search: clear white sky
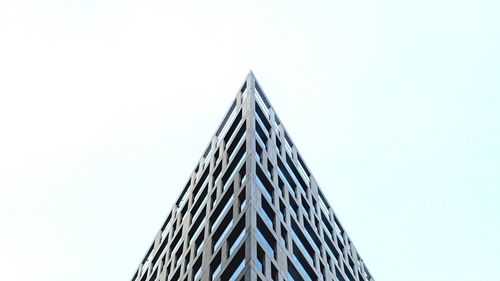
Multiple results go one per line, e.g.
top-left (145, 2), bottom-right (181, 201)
top-left (0, 1), bottom-right (499, 280)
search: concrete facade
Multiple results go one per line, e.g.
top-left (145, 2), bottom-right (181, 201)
top-left (130, 72), bottom-right (374, 281)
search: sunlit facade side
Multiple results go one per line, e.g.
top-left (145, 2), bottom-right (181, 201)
top-left (130, 72), bottom-right (375, 281)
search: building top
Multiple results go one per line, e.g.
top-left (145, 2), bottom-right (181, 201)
top-left (130, 72), bottom-right (374, 281)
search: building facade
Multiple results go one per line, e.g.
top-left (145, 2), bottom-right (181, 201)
top-left (130, 73), bottom-right (374, 281)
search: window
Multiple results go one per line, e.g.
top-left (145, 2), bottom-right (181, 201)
top-left (318, 191), bottom-right (330, 216)
top-left (221, 246), bottom-right (246, 281)
top-left (345, 264), bottom-right (356, 281)
top-left (292, 242), bottom-right (317, 281)
top-left (267, 159), bottom-right (274, 178)
top-left (285, 154), bottom-right (308, 196)
top-left (241, 81), bottom-right (248, 100)
top-left (289, 198), bottom-right (298, 219)
top-left (227, 121), bottom-right (246, 160)
top-left (334, 216), bottom-right (345, 244)
top-left (211, 195), bottom-right (233, 231)
top-left (255, 117), bottom-right (268, 146)
top-left (260, 197), bottom-right (275, 229)
top-left (176, 181), bottom-right (190, 212)
top-left (210, 185), bottom-right (235, 231)
top-left (275, 137), bottom-right (282, 156)
top-left (256, 216), bottom-right (276, 259)
top-left (194, 232), bottom-right (205, 257)
top-left (256, 244), bottom-right (265, 274)
top-left (228, 260), bottom-right (245, 281)
top-left (287, 259), bottom-right (304, 281)
top-left (256, 166), bottom-right (273, 203)
top-left (193, 256), bottom-right (203, 280)
top-left (189, 209), bottom-right (206, 244)
top-left (216, 99), bottom-right (237, 138)
top-left (277, 158), bottom-right (296, 198)
top-left (301, 198), bottom-right (311, 219)
top-left (239, 190), bottom-right (247, 212)
top-left (170, 229), bottom-right (183, 254)
top-left (335, 265), bottom-right (347, 281)
top-left (210, 251), bottom-right (222, 280)
top-left (227, 218), bottom-right (246, 253)
top-left (212, 209), bottom-right (234, 252)
top-left (213, 161), bottom-right (223, 186)
top-left (214, 147), bottom-right (220, 162)
top-left (170, 266), bottom-right (180, 281)
top-left (203, 143), bottom-right (212, 167)
top-left (223, 109), bottom-right (243, 145)
top-left (271, 263), bottom-right (278, 281)
top-left (147, 268), bottom-right (157, 281)
top-left (228, 224), bottom-right (246, 256)
top-left (191, 189), bottom-right (207, 223)
top-left (221, 144), bottom-right (247, 190)
top-left (255, 88), bottom-right (270, 118)
top-left (278, 200), bottom-right (286, 221)
top-left (239, 163), bottom-right (247, 186)
top-left (213, 220), bottom-right (233, 252)
top-left (195, 165), bottom-right (209, 195)
top-left (255, 82), bottom-right (271, 108)
top-left (280, 224), bottom-right (288, 249)
top-left (255, 140), bottom-right (263, 164)
top-left (297, 154), bottom-right (310, 182)
top-left (284, 132), bottom-right (293, 155)
top-left (290, 220), bottom-right (315, 266)
top-left (151, 235), bottom-right (168, 266)
top-left (302, 218), bottom-right (321, 254)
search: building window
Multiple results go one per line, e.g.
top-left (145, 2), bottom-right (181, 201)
top-left (193, 256), bottom-right (203, 281)
top-left (227, 217), bottom-right (246, 256)
top-left (221, 246), bottom-right (246, 281)
top-left (210, 252), bottom-right (222, 281)
top-left (256, 216), bottom-right (276, 259)
top-left (256, 244), bottom-right (265, 274)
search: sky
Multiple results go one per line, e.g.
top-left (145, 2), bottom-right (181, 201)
top-left (0, 0), bottom-right (499, 281)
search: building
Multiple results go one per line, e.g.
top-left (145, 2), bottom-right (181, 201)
top-left (130, 72), bottom-right (374, 281)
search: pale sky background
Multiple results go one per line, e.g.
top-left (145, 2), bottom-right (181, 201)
top-left (0, 1), bottom-right (499, 281)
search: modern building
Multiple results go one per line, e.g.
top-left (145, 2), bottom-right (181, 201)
top-left (130, 72), bottom-right (374, 281)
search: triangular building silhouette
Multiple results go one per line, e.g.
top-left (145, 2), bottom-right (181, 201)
top-left (131, 72), bottom-right (374, 281)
